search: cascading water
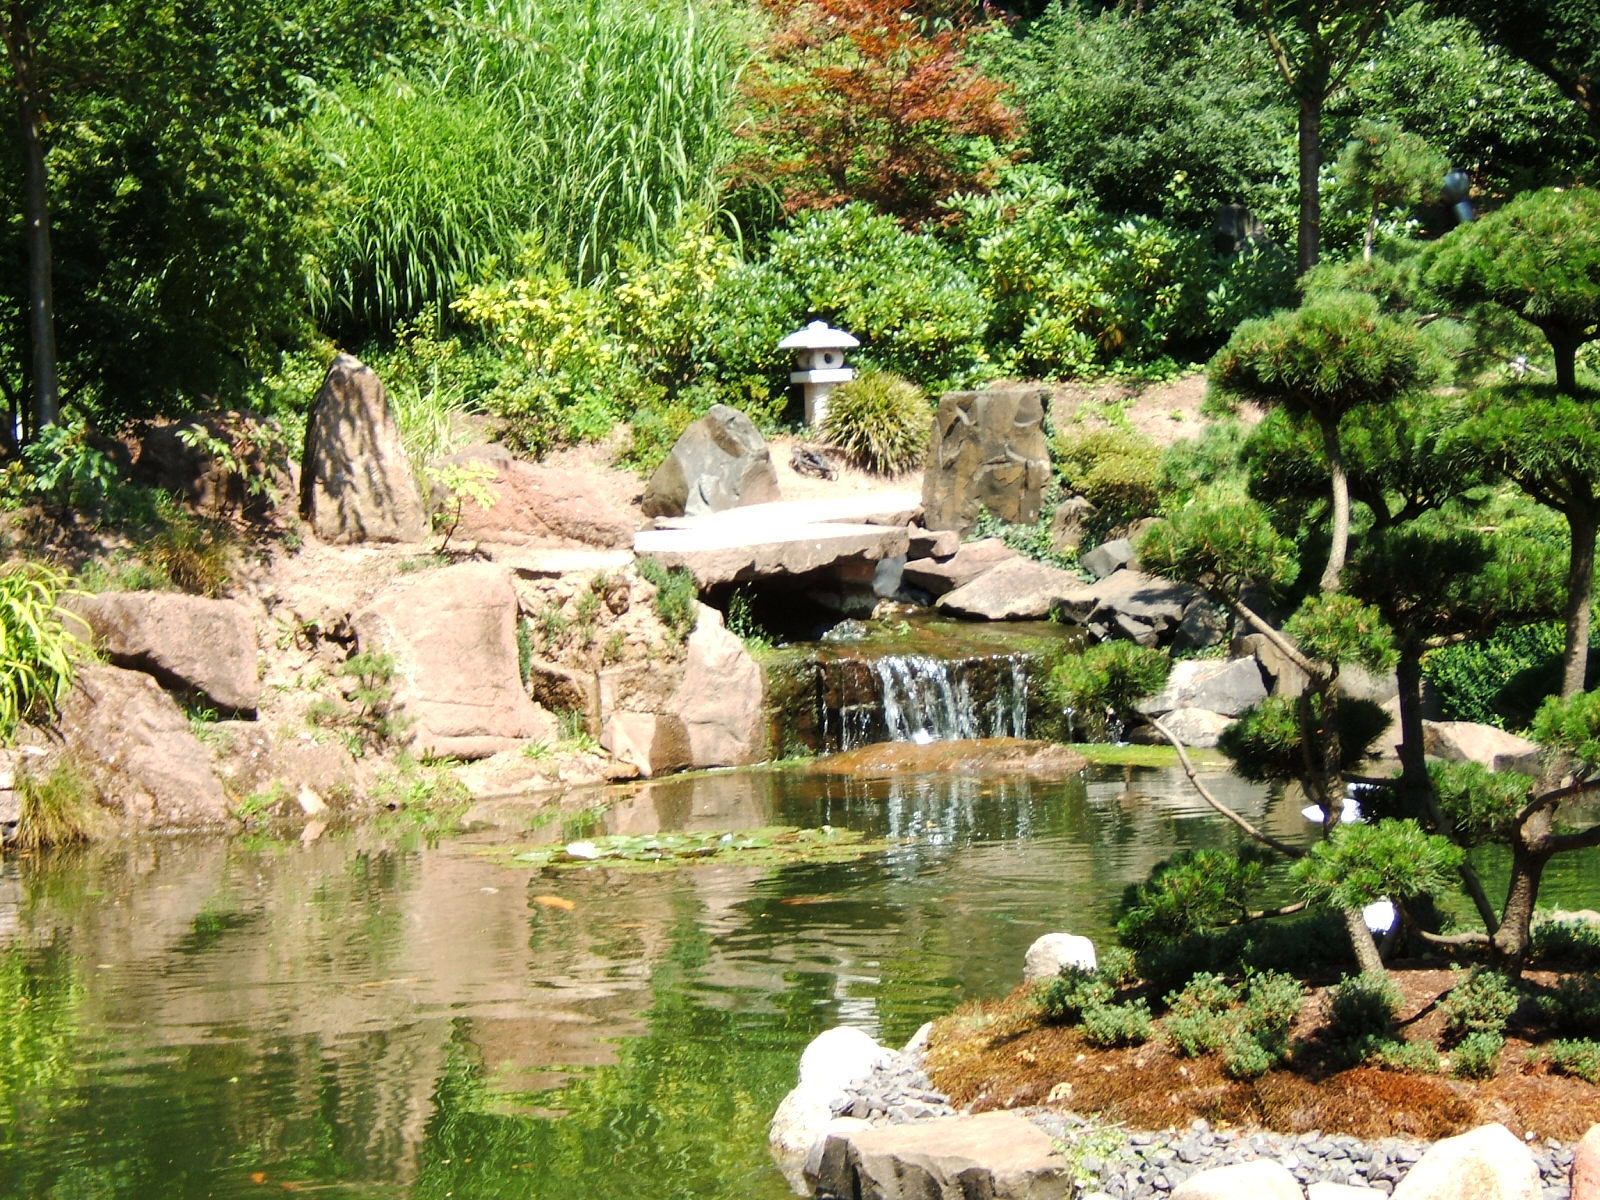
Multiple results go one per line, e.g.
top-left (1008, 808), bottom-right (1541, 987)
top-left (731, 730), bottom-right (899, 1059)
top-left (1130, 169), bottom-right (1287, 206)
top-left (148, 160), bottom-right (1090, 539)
top-left (819, 652), bottom-right (1032, 752)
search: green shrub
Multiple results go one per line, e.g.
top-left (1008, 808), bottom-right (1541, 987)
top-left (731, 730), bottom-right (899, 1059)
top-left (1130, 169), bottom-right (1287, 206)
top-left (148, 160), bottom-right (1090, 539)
top-left (0, 565), bottom-right (83, 743)
top-left (1117, 848), bottom-right (1266, 951)
top-left (709, 204), bottom-right (992, 400)
top-left (1370, 1038), bottom-right (1441, 1074)
top-left (138, 502), bottom-right (233, 598)
top-left (1081, 998), bottom-right (1154, 1048)
top-left (1441, 969), bottom-right (1520, 1041)
top-left (1242, 970), bottom-right (1305, 1040)
top-left (1538, 973), bottom-right (1600, 1036)
top-left (1531, 915), bottom-right (1600, 968)
top-left (1055, 428), bottom-right (1163, 526)
top-left (820, 371), bottom-right (931, 476)
top-left (1037, 966), bottom-right (1114, 1024)
top-left (1220, 1028), bottom-right (1275, 1079)
top-left (1096, 945), bottom-right (1140, 988)
top-left (636, 559), bottom-right (698, 641)
top-left (1542, 1038), bottom-right (1600, 1083)
top-left (1422, 622), bottom-right (1566, 730)
top-left (1449, 1030), bottom-right (1504, 1079)
top-left (1134, 909), bottom-right (1350, 994)
top-left (1325, 972), bottom-right (1402, 1045)
top-left (1165, 1007), bottom-right (1233, 1058)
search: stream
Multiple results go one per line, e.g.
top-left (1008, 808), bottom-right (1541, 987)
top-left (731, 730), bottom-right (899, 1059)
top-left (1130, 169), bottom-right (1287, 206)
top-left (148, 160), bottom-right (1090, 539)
top-left (1, 761), bottom-right (1595, 1200)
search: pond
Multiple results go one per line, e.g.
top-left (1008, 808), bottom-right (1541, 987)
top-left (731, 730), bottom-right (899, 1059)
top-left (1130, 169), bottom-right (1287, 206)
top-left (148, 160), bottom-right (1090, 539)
top-left (0, 762), bottom-right (1594, 1200)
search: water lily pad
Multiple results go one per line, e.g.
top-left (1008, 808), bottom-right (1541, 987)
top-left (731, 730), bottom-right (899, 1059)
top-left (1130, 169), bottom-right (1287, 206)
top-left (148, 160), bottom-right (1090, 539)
top-left (489, 826), bottom-right (895, 872)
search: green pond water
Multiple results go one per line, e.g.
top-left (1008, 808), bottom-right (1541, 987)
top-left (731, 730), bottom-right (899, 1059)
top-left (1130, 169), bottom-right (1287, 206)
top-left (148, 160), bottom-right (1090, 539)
top-left (0, 762), bottom-right (1595, 1200)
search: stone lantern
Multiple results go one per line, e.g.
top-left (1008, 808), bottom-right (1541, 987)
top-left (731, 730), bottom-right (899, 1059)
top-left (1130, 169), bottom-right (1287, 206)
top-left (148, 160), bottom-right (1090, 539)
top-left (779, 320), bottom-right (858, 429)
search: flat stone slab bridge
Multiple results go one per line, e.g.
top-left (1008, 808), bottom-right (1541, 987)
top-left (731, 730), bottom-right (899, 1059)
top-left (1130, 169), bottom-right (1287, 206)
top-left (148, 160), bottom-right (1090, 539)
top-left (632, 491), bottom-right (924, 588)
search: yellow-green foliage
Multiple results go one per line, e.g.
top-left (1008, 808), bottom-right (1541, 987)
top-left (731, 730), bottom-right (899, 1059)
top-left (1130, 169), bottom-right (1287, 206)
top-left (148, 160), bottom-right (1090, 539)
top-left (455, 248), bottom-right (621, 381)
top-left (0, 565), bottom-right (83, 743)
top-left (821, 370), bottom-right (931, 475)
top-left (1055, 427), bottom-right (1161, 522)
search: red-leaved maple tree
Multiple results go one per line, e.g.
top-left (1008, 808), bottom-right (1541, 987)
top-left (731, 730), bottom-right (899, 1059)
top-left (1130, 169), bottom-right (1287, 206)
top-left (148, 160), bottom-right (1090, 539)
top-left (732, 0), bottom-right (1020, 225)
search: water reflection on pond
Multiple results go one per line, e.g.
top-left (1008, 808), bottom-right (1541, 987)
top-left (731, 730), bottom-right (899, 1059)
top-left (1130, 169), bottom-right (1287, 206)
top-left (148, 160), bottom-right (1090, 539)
top-left (0, 762), bottom-right (1592, 1200)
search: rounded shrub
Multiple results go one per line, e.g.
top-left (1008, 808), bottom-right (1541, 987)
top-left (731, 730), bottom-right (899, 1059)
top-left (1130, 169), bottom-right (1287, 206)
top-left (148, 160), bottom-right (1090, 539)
top-left (820, 371), bottom-right (932, 475)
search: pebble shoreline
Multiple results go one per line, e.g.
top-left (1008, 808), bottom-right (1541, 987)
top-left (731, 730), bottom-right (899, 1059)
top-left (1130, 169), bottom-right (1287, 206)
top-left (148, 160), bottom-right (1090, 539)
top-left (837, 1052), bottom-right (1577, 1200)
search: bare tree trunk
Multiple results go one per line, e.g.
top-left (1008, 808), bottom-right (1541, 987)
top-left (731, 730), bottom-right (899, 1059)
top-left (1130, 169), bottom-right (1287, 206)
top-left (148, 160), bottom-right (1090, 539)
top-left (1296, 93), bottom-right (1323, 275)
top-left (1319, 417), bottom-right (1349, 593)
top-left (1491, 807), bottom-right (1553, 973)
top-left (1341, 904), bottom-right (1385, 975)
top-left (1560, 507), bottom-right (1596, 697)
top-left (4, 2), bottom-right (59, 437)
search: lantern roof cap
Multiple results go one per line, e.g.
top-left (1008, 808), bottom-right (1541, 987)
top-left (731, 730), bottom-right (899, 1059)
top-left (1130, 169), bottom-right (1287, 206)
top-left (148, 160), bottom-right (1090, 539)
top-left (778, 320), bottom-right (859, 351)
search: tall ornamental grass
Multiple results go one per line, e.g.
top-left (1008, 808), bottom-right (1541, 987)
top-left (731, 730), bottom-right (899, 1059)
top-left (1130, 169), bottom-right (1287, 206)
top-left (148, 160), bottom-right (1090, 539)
top-left (0, 565), bottom-right (83, 743)
top-left (308, 0), bottom-right (744, 333)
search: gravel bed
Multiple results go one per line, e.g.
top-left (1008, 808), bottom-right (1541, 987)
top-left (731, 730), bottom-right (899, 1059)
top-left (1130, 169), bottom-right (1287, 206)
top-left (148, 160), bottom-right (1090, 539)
top-left (839, 1054), bottom-right (1576, 1199)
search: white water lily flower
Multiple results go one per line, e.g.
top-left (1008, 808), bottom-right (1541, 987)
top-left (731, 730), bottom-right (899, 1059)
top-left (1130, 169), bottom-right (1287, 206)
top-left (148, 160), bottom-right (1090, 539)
top-left (564, 841), bottom-right (601, 859)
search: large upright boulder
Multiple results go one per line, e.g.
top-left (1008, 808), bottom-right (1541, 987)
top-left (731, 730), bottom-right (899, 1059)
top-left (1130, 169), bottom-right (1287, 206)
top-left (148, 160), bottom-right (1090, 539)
top-left (814, 1111), bottom-right (1069, 1200)
top-left (353, 562), bottom-right (557, 760)
top-left (301, 354), bottom-right (429, 544)
top-left (55, 663), bottom-right (233, 829)
top-left (922, 388), bottom-right (1051, 535)
top-left (600, 605), bottom-right (765, 775)
top-left (642, 404), bottom-right (780, 519)
top-left (68, 592), bottom-right (260, 715)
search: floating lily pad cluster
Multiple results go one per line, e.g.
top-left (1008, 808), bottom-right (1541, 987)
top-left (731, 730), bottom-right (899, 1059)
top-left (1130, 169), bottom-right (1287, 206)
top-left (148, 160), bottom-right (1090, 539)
top-left (494, 826), bottom-right (891, 872)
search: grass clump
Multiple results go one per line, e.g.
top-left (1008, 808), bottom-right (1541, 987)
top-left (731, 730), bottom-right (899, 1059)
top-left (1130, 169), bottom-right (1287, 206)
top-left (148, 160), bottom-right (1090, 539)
top-left (820, 370), bottom-right (931, 475)
top-left (13, 757), bottom-right (102, 849)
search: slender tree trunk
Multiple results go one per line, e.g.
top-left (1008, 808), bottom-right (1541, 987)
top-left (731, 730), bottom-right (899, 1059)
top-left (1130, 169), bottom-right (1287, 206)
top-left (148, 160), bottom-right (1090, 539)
top-left (1296, 92), bottom-right (1323, 275)
top-left (1341, 904), bottom-right (1385, 975)
top-left (1560, 507), bottom-right (1597, 697)
top-left (1393, 647), bottom-right (1428, 792)
top-left (1491, 809), bottom-right (1554, 973)
top-left (1319, 417), bottom-right (1349, 593)
top-left (4, 4), bottom-right (59, 437)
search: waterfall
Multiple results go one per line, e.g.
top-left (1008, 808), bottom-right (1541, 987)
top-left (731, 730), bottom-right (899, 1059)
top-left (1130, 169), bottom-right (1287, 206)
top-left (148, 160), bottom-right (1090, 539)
top-left (819, 652), bottom-right (1032, 752)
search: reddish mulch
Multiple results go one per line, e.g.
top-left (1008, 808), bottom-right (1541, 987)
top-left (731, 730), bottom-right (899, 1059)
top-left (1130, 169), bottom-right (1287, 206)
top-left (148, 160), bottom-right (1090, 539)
top-left (923, 967), bottom-right (1599, 1143)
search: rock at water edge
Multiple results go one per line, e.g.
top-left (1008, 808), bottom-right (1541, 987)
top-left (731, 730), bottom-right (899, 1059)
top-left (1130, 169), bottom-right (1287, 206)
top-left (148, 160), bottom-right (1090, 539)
top-left (354, 562), bottom-right (557, 760)
top-left (815, 1110), bottom-right (1068, 1200)
top-left (301, 354), bottom-right (428, 544)
top-left (56, 663), bottom-right (233, 829)
top-left (1023, 933), bottom-right (1096, 982)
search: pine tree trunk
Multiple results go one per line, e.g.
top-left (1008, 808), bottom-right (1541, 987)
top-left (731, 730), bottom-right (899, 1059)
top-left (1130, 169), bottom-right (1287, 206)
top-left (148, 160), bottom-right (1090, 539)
top-left (1341, 904), bottom-right (1385, 976)
top-left (1296, 94), bottom-right (1323, 275)
top-left (1560, 507), bottom-right (1597, 697)
top-left (1319, 417), bottom-right (1349, 593)
top-left (1491, 808), bottom-right (1554, 972)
